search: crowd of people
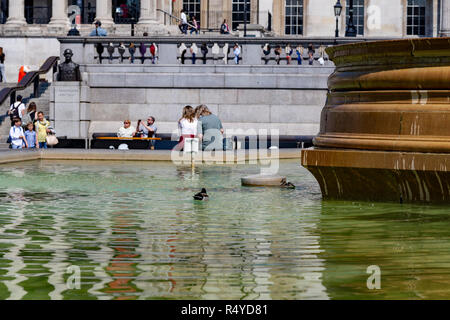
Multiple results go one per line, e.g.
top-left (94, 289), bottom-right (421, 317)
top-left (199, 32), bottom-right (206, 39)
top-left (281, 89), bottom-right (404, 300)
top-left (6, 95), bottom-right (52, 149)
top-left (177, 9), bottom-right (231, 36)
top-left (264, 43), bottom-right (319, 65)
top-left (178, 9), bottom-right (201, 35)
top-left (88, 19), bottom-right (323, 66)
top-left (116, 104), bottom-right (224, 151)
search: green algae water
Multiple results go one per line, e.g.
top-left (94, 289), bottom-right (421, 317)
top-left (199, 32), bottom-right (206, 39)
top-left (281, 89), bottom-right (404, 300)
top-left (0, 159), bottom-right (449, 300)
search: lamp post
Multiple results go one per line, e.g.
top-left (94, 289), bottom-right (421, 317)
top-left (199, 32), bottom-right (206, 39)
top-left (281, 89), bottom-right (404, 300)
top-left (334, 0), bottom-right (342, 38)
top-left (244, 0), bottom-right (248, 37)
top-left (345, 0), bottom-right (357, 37)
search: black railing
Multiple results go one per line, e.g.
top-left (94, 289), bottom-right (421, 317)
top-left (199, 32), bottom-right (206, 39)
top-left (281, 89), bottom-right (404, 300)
top-left (0, 56), bottom-right (59, 110)
top-left (25, 6), bottom-right (51, 24)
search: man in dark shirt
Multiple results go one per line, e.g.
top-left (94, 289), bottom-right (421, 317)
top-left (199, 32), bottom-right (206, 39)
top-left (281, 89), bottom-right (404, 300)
top-left (0, 47), bottom-right (5, 83)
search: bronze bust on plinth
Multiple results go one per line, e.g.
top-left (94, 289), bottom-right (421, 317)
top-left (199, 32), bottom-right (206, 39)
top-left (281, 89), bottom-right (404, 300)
top-left (58, 49), bottom-right (81, 81)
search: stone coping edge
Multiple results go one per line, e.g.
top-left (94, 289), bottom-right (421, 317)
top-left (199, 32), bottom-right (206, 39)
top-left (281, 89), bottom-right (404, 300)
top-left (0, 149), bottom-right (302, 165)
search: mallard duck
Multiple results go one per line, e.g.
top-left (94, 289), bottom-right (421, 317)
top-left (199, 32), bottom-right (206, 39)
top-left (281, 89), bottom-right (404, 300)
top-left (193, 188), bottom-right (209, 201)
top-left (281, 181), bottom-right (296, 189)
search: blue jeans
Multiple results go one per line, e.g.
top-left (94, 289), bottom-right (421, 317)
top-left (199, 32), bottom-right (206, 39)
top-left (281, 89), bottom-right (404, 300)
top-left (180, 24), bottom-right (188, 34)
top-left (11, 144), bottom-right (22, 149)
top-left (39, 142), bottom-right (47, 149)
top-left (0, 64), bottom-right (5, 83)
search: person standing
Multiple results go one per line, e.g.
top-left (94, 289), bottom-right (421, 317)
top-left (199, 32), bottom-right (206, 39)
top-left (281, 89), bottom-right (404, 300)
top-left (24, 122), bottom-right (37, 149)
top-left (196, 105), bottom-right (224, 151)
top-left (190, 43), bottom-right (198, 64)
top-left (308, 43), bottom-right (315, 65)
top-left (201, 43), bottom-right (209, 64)
top-left (274, 46), bottom-right (282, 65)
top-left (8, 95), bottom-right (26, 126)
top-left (22, 102), bottom-right (37, 126)
top-left (179, 9), bottom-right (188, 34)
top-left (149, 43), bottom-right (157, 64)
top-left (0, 47), bottom-right (5, 83)
top-left (90, 21), bottom-right (107, 64)
top-left (285, 44), bottom-right (293, 65)
top-left (175, 106), bottom-right (198, 151)
top-left (296, 45), bottom-right (303, 65)
top-left (233, 44), bottom-right (241, 65)
top-left (118, 43), bottom-right (126, 63)
top-left (263, 44), bottom-right (271, 65)
top-left (139, 34), bottom-right (148, 64)
top-left (35, 111), bottom-right (51, 149)
top-left (107, 43), bottom-right (115, 64)
top-left (90, 20), bottom-right (108, 36)
top-left (129, 43), bottom-right (136, 63)
top-left (9, 119), bottom-right (28, 149)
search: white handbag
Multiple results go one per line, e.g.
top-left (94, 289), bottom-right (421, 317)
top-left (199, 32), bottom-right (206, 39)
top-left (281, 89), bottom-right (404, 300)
top-left (46, 134), bottom-right (59, 146)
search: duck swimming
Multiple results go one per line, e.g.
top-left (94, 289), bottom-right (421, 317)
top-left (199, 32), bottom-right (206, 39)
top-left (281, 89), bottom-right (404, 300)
top-left (193, 188), bottom-right (209, 201)
top-left (281, 181), bottom-right (296, 189)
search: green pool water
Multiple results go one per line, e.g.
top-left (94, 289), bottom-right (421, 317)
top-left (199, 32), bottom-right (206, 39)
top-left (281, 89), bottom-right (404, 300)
top-left (0, 159), bottom-right (449, 300)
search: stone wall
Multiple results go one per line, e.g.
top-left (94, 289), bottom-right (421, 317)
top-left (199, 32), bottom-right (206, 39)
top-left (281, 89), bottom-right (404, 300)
top-left (0, 37), bottom-right (60, 83)
top-left (50, 64), bottom-right (332, 138)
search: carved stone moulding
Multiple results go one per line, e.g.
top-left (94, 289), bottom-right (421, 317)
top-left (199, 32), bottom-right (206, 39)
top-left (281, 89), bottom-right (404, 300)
top-left (302, 37), bottom-right (450, 203)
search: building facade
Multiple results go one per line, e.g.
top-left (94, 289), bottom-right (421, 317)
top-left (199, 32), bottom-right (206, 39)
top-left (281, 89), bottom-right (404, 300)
top-left (1, 0), bottom-right (450, 37)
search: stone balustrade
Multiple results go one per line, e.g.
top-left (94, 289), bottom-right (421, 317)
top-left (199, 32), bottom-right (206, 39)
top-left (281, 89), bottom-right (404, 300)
top-left (58, 36), bottom-right (381, 66)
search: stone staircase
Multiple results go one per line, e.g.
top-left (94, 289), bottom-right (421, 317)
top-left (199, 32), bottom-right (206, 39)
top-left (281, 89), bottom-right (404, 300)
top-left (0, 81), bottom-right (51, 149)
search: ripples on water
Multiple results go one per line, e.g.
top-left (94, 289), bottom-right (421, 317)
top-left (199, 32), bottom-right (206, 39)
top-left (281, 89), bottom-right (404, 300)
top-left (0, 160), bottom-right (449, 300)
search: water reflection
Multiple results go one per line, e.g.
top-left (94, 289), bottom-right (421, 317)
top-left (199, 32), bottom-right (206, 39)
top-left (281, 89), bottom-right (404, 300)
top-left (319, 201), bottom-right (450, 299)
top-left (103, 208), bottom-right (142, 300)
top-left (0, 160), bottom-right (449, 299)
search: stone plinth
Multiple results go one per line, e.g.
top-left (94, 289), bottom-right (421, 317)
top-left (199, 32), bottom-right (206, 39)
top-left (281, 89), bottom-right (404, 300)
top-left (52, 82), bottom-right (89, 139)
top-left (301, 37), bottom-right (450, 203)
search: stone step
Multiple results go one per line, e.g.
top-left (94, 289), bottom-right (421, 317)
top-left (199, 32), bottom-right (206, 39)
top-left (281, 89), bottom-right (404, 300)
top-left (0, 143), bottom-right (9, 150)
top-left (0, 83), bottom-right (52, 141)
top-left (0, 125), bottom-right (10, 135)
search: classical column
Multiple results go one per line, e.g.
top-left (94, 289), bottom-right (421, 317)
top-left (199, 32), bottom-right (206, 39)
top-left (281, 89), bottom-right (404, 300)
top-left (95, 0), bottom-right (114, 27)
top-left (49, 0), bottom-right (70, 27)
top-left (139, 0), bottom-right (158, 25)
top-left (5, 0), bottom-right (26, 26)
top-left (441, 0), bottom-right (450, 36)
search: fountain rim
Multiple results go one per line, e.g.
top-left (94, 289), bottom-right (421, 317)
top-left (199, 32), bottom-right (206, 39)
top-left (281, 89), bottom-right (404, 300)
top-left (326, 36), bottom-right (450, 65)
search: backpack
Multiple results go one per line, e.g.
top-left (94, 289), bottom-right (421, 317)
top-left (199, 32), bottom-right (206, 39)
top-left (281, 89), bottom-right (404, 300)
top-left (9, 102), bottom-right (23, 121)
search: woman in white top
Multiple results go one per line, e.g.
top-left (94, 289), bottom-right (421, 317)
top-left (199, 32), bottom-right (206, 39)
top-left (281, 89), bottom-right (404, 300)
top-left (117, 120), bottom-right (136, 138)
top-left (175, 106), bottom-right (198, 151)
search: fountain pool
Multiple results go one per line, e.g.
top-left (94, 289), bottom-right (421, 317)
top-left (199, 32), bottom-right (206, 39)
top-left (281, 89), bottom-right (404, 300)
top-left (0, 159), bottom-right (449, 299)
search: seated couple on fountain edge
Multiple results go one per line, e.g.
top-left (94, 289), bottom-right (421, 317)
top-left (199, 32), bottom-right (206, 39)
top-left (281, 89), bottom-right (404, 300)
top-left (118, 117), bottom-right (158, 149)
top-left (116, 105), bottom-right (225, 151)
